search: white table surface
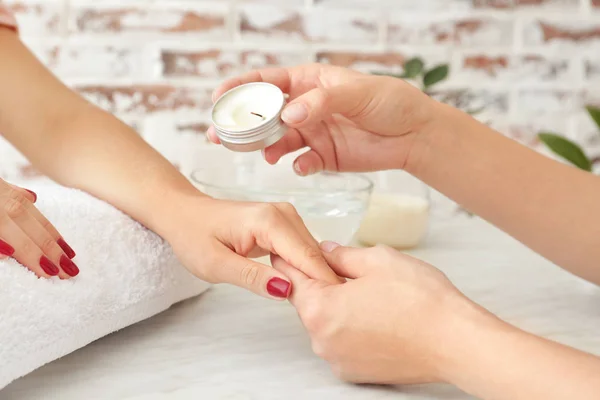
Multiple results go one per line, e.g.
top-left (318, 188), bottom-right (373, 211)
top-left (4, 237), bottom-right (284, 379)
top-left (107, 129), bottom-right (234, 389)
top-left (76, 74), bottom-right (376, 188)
top-left (3, 217), bottom-right (600, 400)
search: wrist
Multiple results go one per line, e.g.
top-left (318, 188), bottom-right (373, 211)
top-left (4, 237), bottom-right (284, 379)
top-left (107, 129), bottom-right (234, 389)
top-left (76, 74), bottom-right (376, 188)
top-left (433, 296), bottom-right (517, 385)
top-left (403, 101), bottom-right (468, 175)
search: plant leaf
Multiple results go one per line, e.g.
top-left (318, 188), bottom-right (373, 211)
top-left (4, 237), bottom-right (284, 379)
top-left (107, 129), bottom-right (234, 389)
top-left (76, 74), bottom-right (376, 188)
top-left (402, 57), bottom-right (424, 79)
top-left (465, 106), bottom-right (486, 115)
top-left (538, 132), bottom-right (592, 171)
top-left (423, 64), bottom-right (449, 88)
top-left (585, 105), bottom-right (600, 131)
top-left (371, 72), bottom-right (409, 79)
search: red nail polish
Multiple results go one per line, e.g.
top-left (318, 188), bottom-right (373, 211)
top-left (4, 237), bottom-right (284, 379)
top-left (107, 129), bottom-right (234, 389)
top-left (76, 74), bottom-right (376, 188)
top-left (25, 189), bottom-right (37, 203)
top-left (60, 254), bottom-right (80, 277)
top-left (57, 238), bottom-right (76, 259)
top-left (267, 277), bottom-right (291, 298)
top-left (40, 256), bottom-right (59, 276)
top-left (0, 240), bottom-right (14, 256)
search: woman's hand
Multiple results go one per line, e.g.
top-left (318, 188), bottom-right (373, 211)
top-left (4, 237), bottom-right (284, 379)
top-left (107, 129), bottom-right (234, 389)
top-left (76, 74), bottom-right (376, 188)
top-left (160, 194), bottom-right (341, 300)
top-left (0, 179), bottom-right (78, 278)
top-left (271, 242), bottom-right (504, 385)
top-left (208, 64), bottom-right (438, 175)
top-left (270, 242), bottom-right (476, 384)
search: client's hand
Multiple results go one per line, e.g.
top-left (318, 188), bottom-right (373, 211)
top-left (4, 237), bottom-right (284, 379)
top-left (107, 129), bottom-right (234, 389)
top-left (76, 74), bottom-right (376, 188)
top-left (271, 242), bottom-right (490, 384)
top-left (0, 178), bottom-right (78, 278)
top-left (208, 64), bottom-right (438, 175)
top-left (162, 195), bottom-right (341, 300)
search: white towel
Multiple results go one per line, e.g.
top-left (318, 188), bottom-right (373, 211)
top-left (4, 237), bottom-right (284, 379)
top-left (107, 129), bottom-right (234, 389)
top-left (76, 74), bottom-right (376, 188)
top-left (0, 182), bottom-right (210, 389)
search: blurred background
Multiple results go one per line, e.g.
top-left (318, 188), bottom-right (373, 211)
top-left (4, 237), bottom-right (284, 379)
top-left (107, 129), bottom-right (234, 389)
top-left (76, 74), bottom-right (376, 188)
top-left (1, 0), bottom-right (599, 190)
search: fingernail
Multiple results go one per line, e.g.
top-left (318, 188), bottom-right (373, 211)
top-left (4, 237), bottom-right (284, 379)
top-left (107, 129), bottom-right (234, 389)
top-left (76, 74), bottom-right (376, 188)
top-left (60, 254), bottom-right (80, 277)
top-left (24, 189), bottom-right (37, 202)
top-left (57, 238), bottom-right (76, 259)
top-left (40, 256), bottom-right (59, 276)
top-left (0, 240), bottom-right (15, 256)
top-left (282, 103), bottom-right (308, 124)
top-left (320, 241), bottom-right (341, 252)
top-left (293, 160), bottom-right (303, 176)
top-left (267, 277), bottom-right (291, 299)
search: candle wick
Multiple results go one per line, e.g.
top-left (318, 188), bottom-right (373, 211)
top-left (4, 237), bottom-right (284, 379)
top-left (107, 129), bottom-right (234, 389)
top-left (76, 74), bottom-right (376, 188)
top-left (251, 112), bottom-right (265, 119)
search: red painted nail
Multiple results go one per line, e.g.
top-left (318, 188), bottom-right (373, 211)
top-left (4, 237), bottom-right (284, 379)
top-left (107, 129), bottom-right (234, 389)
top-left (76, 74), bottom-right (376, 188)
top-left (267, 277), bottom-right (291, 299)
top-left (25, 189), bottom-right (37, 203)
top-left (59, 254), bottom-right (79, 277)
top-left (0, 240), bottom-right (15, 256)
top-left (40, 255), bottom-right (59, 276)
top-left (57, 238), bottom-right (76, 259)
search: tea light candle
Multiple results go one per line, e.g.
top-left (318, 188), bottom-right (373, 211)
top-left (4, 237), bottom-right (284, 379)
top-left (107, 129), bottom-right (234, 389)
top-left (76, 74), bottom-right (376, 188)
top-left (212, 82), bottom-right (287, 152)
top-left (356, 193), bottom-right (429, 249)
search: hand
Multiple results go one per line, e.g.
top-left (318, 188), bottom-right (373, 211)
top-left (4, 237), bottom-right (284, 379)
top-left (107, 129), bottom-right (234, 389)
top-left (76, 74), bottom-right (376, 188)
top-left (162, 194), bottom-right (341, 300)
top-left (0, 179), bottom-right (79, 278)
top-left (271, 242), bottom-right (491, 384)
top-left (208, 64), bottom-right (438, 175)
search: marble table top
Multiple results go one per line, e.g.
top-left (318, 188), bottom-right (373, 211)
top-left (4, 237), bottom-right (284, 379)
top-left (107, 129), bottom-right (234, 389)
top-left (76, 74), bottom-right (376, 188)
top-left (3, 217), bottom-right (599, 400)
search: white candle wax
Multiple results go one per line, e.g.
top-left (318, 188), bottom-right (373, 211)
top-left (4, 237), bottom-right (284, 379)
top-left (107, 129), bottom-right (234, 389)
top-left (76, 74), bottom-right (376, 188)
top-left (356, 193), bottom-right (429, 249)
top-left (213, 83), bottom-right (285, 132)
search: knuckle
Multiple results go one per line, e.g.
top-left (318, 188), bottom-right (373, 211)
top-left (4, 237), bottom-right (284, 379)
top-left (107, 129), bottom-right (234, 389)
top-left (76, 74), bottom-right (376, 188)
top-left (40, 237), bottom-right (57, 256)
top-left (275, 202), bottom-right (297, 215)
top-left (256, 203), bottom-right (279, 221)
top-left (19, 240), bottom-right (34, 257)
top-left (4, 198), bottom-right (26, 219)
top-left (239, 263), bottom-right (261, 288)
top-left (303, 245), bottom-right (322, 262)
top-left (8, 189), bottom-right (26, 203)
top-left (301, 300), bottom-right (326, 334)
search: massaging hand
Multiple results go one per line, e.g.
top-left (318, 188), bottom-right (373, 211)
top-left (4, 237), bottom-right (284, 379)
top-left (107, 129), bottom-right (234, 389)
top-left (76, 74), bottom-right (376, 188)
top-left (208, 64), bottom-right (436, 175)
top-left (0, 178), bottom-right (78, 278)
top-left (163, 195), bottom-right (341, 300)
top-left (271, 242), bottom-right (479, 385)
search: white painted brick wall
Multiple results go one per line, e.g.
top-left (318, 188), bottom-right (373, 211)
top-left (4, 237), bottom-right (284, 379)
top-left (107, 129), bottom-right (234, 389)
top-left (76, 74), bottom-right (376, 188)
top-left (0, 0), bottom-right (599, 183)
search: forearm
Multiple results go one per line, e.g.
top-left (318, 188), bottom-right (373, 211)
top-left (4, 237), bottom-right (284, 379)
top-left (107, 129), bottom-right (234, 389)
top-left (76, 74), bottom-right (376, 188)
top-left (0, 29), bottom-right (203, 238)
top-left (409, 103), bottom-right (600, 284)
top-left (440, 304), bottom-right (600, 400)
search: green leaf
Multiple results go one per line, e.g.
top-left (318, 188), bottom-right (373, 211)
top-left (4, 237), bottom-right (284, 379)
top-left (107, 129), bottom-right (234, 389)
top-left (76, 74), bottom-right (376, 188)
top-left (371, 72), bottom-right (407, 79)
top-left (423, 64), bottom-right (449, 88)
top-left (465, 106), bottom-right (486, 116)
top-left (538, 132), bottom-right (592, 171)
top-left (402, 57), bottom-right (425, 79)
top-left (585, 105), bottom-right (600, 131)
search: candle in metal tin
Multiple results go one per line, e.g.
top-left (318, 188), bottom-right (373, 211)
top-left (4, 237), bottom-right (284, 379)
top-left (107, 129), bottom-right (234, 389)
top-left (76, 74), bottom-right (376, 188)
top-left (211, 82), bottom-right (287, 152)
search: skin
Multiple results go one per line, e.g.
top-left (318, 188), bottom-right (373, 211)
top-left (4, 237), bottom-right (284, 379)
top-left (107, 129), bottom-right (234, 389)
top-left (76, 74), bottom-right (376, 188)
top-left (0, 28), bottom-right (341, 298)
top-left (210, 64), bottom-right (600, 398)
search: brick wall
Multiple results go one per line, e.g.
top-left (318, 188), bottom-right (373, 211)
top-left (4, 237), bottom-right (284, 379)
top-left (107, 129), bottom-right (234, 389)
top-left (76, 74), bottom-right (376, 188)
top-left (1, 0), bottom-right (600, 184)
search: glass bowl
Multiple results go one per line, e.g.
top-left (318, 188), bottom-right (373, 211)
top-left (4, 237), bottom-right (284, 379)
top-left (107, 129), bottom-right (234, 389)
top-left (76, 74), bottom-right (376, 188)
top-left (190, 161), bottom-right (373, 245)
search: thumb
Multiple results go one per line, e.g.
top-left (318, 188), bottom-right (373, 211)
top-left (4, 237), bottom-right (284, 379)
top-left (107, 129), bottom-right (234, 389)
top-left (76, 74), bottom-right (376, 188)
top-left (319, 241), bottom-right (379, 279)
top-left (218, 252), bottom-right (292, 301)
top-left (281, 80), bottom-right (373, 128)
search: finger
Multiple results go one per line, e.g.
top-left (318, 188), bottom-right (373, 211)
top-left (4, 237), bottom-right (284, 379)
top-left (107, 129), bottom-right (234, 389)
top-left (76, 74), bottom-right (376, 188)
top-left (320, 242), bottom-right (379, 279)
top-left (0, 218), bottom-right (58, 278)
top-left (263, 128), bottom-right (306, 165)
top-left (8, 184), bottom-right (36, 203)
top-left (281, 82), bottom-right (372, 128)
top-left (22, 200), bottom-right (76, 259)
top-left (206, 125), bottom-right (221, 144)
top-left (212, 68), bottom-right (292, 103)
top-left (214, 250), bottom-right (292, 301)
top-left (293, 149), bottom-right (325, 176)
top-left (8, 197), bottom-right (79, 278)
top-left (259, 203), bottom-right (340, 284)
top-left (270, 254), bottom-right (312, 306)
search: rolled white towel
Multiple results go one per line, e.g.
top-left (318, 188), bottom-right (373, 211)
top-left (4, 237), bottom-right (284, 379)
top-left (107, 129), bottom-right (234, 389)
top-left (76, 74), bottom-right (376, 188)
top-left (0, 183), bottom-right (210, 388)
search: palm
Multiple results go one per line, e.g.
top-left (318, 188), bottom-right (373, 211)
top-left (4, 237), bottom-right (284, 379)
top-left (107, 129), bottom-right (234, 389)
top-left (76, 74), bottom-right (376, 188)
top-left (278, 64), bottom-right (417, 173)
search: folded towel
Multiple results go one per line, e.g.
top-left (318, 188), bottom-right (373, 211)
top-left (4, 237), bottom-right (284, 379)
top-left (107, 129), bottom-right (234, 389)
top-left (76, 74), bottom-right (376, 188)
top-left (0, 182), bottom-right (210, 389)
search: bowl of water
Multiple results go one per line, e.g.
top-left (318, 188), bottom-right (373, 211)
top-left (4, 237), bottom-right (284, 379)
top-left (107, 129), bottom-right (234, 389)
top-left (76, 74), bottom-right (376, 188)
top-left (190, 161), bottom-right (373, 245)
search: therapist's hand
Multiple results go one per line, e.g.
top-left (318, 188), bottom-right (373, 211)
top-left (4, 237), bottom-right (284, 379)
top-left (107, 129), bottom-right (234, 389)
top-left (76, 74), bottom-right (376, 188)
top-left (208, 64), bottom-right (438, 175)
top-left (163, 195), bottom-right (341, 300)
top-left (271, 242), bottom-right (492, 384)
